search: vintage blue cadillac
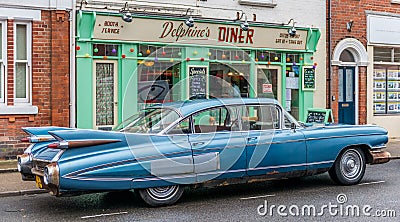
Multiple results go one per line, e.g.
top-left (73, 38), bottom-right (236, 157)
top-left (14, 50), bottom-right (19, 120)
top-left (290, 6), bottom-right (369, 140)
top-left (18, 98), bottom-right (391, 206)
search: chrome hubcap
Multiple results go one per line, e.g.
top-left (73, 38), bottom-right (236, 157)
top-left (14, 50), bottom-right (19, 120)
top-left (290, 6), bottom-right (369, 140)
top-left (146, 186), bottom-right (179, 201)
top-left (340, 149), bottom-right (362, 180)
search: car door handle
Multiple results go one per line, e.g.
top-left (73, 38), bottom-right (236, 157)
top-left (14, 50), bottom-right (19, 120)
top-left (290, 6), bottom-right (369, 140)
top-left (247, 137), bottom-right (258, 142)
top-left (192, 142), bottom-right (205, 146)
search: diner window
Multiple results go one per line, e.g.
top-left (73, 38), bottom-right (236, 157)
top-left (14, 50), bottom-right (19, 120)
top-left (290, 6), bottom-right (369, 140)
top-left (93, 44), bottom-right (118, 57)
top-left (138, 45), bottom-right (182, 58)
top-left (255, 50), bottom-right (282, 63)
top-left (209, 63), bottom-right (250, 98)
top-left (14, 22), bottom-right (31, 104)
top-left (209, 49), bottom-right (251, 62)
top-left (137, 61), bottom-right (181, 107)
top-left (0, 21), bottom-right (5, 104)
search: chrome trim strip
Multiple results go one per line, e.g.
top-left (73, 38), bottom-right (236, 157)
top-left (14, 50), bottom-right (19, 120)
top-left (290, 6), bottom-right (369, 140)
top-left (62, 176), bottom-right (132, 181)
top-left (64, 159), bottom-right (136, 178)
top-left (247, 160), bottom-right (334, 171)
top-left (32, 158), bottom-right (51, 163)
top-left (306, 133), bottom-right (386, 141)
top-left (371, 145), bottom-right (386, 150)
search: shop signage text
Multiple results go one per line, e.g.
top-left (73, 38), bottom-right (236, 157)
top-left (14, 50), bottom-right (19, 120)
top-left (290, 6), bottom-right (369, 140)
top-left (93, 16), bottom-right (308, 50)
top-left (101, 20), bottom-right (120, 34)
top-left (159, 22), bottom-right (210, 41)
top-left (218, 27), bottom-right (254, 44)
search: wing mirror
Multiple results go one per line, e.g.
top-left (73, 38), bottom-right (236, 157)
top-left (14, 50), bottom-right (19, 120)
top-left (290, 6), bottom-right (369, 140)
top-left (291, 122), bottom-right (297, 131)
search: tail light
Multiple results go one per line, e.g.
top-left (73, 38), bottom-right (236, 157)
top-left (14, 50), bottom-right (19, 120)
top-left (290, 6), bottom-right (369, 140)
top-left (20, 138), bottom-right (30, 143)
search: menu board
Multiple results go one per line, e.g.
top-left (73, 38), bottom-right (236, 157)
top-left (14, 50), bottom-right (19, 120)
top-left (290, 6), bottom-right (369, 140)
top-left (373, 68), bottom-right (400, 114)
top-left (306, 111), bottom-right (326, 123)
top-left (188, 66), bottom-right (207, 97)
top-left (302, 67), bottom-right (316, 91)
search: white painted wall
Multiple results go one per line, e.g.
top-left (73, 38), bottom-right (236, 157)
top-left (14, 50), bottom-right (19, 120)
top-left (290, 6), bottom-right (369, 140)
top-left (0, 0), bottom-right (72, 10)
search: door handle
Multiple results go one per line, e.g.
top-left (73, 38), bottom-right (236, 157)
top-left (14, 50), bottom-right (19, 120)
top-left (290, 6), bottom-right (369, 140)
top-left (192, 142), bottom-right (205, 146)
top-left (247, 137), bottom-right (258, 142)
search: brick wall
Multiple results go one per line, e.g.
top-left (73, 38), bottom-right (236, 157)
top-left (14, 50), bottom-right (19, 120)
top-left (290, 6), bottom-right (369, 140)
top-left (0, 10), bottom-right (70, 160)
top-left (328, 1), bottom-right (400, 124)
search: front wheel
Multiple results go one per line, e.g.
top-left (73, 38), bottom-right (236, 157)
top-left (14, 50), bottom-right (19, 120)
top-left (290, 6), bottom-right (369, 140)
top-left (329, 147), bottom-right (366, 185)
top-left (137, 185), bottom-right (184, 207)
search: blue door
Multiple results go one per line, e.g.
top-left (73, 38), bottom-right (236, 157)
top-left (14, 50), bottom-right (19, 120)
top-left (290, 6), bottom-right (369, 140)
top-left (239, 105), bottom-right (307, 176)
top-left (338, 67), bottom-right (356, 125)
top-left (188, 106), bottom-right (247, 182)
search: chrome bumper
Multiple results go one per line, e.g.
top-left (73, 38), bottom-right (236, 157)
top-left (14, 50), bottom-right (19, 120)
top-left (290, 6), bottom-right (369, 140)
top-left (369, 150), bottom-right (391, 165)
top-left (17, 154), bottom-right (35, 181)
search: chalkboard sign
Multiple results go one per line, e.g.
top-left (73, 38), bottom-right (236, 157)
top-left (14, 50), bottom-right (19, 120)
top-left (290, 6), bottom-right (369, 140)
top-left (306, 111), bottom-right (326, 123)
top-left (188, 66), bottom-right (207, 97)
top-left (306, 108), bottom-right (334, 124)
top-left (303, 67), bottom-right (316, 91)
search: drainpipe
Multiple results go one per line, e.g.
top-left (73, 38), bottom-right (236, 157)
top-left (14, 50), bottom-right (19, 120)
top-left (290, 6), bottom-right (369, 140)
top-left (70, 1), bottom-right (76, 127)
top-left (327, 0), bottom-right (332, 109)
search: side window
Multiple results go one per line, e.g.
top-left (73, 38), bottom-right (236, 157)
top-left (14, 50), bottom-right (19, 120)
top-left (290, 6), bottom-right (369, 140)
top-left (167, 118), bottom-right (191, 134)
top-left (284, 113), bottom-right (293, 129)
top-left (239, 104), bottom-right (280, 130)
top-left (192, 106), bottom-right (239, 133)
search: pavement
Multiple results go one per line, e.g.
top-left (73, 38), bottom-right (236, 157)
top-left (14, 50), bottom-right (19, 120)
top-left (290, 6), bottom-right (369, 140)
top-left (0, 139), bottom-right (399, 198)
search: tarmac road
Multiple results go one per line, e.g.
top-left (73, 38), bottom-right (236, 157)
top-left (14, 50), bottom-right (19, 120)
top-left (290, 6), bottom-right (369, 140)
top-left (0, 160), bottom-right (399, 221)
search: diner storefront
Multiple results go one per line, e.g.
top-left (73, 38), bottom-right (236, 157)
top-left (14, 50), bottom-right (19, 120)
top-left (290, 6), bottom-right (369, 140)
top-left (75, 11), bottom-right (321, 130)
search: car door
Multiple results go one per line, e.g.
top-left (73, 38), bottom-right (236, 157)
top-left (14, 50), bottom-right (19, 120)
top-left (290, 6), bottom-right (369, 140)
top-left (241, 104), bottom-right (307, 177)
top-left (188, 105), bottom-right (247, 183)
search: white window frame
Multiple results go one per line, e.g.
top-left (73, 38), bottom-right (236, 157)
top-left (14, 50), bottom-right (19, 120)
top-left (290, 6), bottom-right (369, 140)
top-left (13, 21), bottom-right (32, 104)
top-left (238, 0), bottom-right (277, 7)
top-left (0, 20), bottom-right (6, 104)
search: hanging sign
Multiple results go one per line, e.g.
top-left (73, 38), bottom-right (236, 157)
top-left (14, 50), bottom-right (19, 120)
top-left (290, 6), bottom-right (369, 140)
top-left (302, 67), bottom-right (316, 91)
top-left (188, 66), bottom-right (208, 97)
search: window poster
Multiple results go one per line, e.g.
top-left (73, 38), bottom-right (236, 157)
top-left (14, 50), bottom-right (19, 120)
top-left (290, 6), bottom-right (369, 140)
top-left (373, 68), bottom-right (400, 114)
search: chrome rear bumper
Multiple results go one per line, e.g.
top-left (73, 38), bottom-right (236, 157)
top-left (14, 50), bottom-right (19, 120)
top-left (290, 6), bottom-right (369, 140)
top-left (369, 150), bottom-right (391, 165)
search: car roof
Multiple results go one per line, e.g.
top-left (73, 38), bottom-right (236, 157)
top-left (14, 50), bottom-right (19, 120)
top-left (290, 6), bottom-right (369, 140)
top-left (150, 98), bottom-right (279, 117)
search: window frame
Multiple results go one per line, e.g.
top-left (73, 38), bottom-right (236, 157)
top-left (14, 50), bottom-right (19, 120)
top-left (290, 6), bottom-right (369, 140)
top-left (13, 21), bottom-right (32, 104)
top-left (239, 104), bottom-right (282, 131)
top-left (373, 46), bottom-right (400, 115)
top-left (0, 20), bottom-right (6, 104)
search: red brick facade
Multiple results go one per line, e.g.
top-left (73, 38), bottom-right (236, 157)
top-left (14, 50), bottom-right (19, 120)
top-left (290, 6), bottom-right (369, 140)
top-left (0, 10), bottom-right (70, 160)
top-left (327, 1), bottom-right (400, 124)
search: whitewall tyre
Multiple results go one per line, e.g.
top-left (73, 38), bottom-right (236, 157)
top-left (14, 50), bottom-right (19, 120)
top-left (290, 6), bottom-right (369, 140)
top-left (329, 147), bottom-right (366, 185)
top-left (137, 185), bottom-right (184, 207)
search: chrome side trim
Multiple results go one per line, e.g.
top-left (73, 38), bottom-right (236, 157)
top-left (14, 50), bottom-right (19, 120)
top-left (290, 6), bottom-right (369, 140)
top-left (306, 133), bottom-right (386, 141)
top-left (371, 145), bottom-right (386, 150)
top-left (65, 160), bottom-right (334, 183)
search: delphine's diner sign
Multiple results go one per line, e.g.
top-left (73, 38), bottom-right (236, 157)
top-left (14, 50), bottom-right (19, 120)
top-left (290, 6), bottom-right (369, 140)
top-left (93, 16), bottom-right (308, 50)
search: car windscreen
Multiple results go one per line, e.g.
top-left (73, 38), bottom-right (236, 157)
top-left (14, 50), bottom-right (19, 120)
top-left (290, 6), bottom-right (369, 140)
top-left (113, 108), bottom-right (180, 133)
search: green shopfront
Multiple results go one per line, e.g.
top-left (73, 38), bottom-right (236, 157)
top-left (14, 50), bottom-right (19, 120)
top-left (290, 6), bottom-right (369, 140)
top-left (75, 12), bottom-right (321, 130)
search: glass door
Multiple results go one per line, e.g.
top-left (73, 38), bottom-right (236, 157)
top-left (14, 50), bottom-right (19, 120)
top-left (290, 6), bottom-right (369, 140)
top-left (255, 65), bottom-right (281, 102)
top-left (93, 60), bottom-right (118, 130)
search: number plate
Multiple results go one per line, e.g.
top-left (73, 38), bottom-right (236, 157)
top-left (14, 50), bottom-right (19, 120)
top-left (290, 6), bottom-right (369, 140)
top-left (35, 175), bottom-right (43, 189)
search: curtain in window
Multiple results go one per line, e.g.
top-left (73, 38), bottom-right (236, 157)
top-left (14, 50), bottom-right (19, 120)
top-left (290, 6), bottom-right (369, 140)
top-left (96, 63), bottom-right (114, 126)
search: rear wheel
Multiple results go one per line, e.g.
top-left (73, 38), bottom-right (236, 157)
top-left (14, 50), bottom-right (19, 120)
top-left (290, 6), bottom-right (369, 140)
top-left (137, 185), bottom-right (184, 207)
top-left (329, 147), bottom-right (366, 185)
